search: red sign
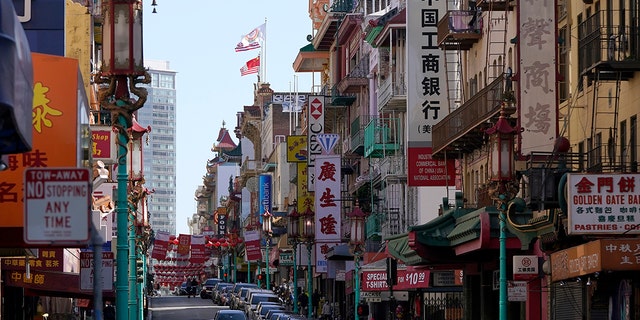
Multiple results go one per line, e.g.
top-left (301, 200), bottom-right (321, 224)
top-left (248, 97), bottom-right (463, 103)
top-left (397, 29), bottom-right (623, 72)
top-left (91, 126), bottom-right (115, 161)
top-left (362, 269), bottom-right (430, 291)
top-left (1, 248), bottom-right (64, 272)
top-left (407, 147), bottom-right (456, 187)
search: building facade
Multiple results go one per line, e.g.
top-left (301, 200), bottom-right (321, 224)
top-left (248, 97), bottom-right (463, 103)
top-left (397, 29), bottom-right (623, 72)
top-left (139, 60), bottom-right (178, 234)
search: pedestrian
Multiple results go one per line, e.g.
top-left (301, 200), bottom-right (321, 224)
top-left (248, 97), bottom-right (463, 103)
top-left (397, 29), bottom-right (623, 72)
top-left (312, 290), bottom-right (320, 316)
top-left (322, 301), bottom-right (332, 320)
top-left (189, 277), bottom-right (198, 298)
top-left (103, 300), bottom-right (115, 320)
top-left (298, 290), bottom-right (308, 315)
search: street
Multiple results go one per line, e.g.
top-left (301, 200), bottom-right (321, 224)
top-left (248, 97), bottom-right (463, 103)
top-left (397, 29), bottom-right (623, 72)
top-left (148, 295), bottom-right (227, 320)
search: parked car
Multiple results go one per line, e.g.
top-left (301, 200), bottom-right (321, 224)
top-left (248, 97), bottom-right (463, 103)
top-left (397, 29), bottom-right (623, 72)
top-left (213, 309), bottom-right (247, 320)
top-left (229, 282), bottom-right (258, 310)
top-left (254, 304), bottom-right (285, 320)
top-left (200, 278), bottom-right (222, 299)
top-left (178, 282), bottom-right (188, 295)
top-left (212, 282), bottom-right (234, 305)
top-left (245, 293), bottom-right (280, 317)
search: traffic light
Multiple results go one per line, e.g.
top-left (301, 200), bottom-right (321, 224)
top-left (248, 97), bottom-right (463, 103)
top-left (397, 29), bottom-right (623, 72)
top-left (257, 274), bottom-right (263, 281)
top-left (386, 257), bottom-right (397, 286)
top-left (357, 303), bottom-right (369, 317)
top-left (136, 259), bottom-right (144, 283)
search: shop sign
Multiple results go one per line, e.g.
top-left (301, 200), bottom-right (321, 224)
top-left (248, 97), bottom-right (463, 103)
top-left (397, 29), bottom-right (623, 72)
top-left (1, 248), bottom-right (64, 272)
top-left (361, 269), bottom-right (430, 291)
top-left (513, 255), bottom-right (539, 280)
top-left (90, 125), bottom-right (116, 162)
top-left (279, 252), bottom-right (294, 266)
top-left (550, 239), bottom-right (640, 282)
top-left (433, 270), bottom-right (463, 287)
top-left (508, 281), bottom-right (527, 302)
top-left (567, 173), bottom-right (640, 235)
top-left (360, 291), bottom-right (382, 302)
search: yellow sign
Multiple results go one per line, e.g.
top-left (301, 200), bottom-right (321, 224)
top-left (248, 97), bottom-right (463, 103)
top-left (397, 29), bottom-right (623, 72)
top-left (297, 163), bottom-right (314, 212)
top-left (287, 135), bottom-right (307, 163)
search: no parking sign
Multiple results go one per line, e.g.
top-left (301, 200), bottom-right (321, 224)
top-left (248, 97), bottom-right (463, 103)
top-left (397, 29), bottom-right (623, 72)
top-left (24, 168), bottom-right (91, 245)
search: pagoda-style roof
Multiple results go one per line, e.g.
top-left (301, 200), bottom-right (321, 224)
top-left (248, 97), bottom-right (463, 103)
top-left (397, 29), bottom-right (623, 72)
top-left (212, 126), bottom-right (237, 152)
top-left (387, 193), bottom-right (533, 266)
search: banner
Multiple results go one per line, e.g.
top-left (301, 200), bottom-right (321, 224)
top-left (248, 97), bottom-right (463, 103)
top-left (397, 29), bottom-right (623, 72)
top-left (151, 231), bottom-right (169, 260)
top-left (235, 23), bottom-right (265, 52)
top-left (189, 234), bottom-right (208, 264)
top-left (177, 234), bottom-right (191, 257)
top-left (244, 230), bottom-right (262, 262)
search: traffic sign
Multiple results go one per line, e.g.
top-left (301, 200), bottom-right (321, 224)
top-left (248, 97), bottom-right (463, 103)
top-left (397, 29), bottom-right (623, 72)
top-left (80, 252), bottom-right (114, 291)
top-left (24, 168), bottom-right (91, 245)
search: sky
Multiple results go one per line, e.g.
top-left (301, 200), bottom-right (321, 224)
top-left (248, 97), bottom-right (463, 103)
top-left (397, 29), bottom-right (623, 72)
top-left (142, 1), bottom-right (317, 235)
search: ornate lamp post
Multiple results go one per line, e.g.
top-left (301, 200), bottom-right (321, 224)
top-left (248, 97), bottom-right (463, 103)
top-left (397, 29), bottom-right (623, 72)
top-left (486, 103), bottom-right (517, 320)
top-left (348, 204), bottom-right (366, 320)
top-left (262, 211), bottom-right (273, 290)
top-left (96, 1), bottom-right (149, 319)
top-left (301, 206), bottom-right (315, 319)
top-left (287, 206), bottom-right (300, 314)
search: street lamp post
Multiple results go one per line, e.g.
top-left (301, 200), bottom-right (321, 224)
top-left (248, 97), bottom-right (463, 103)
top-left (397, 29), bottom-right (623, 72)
top-left (287, 206), bottom-right (300, 314)
top-left (263, 211), bottom-right (273, 290)
top-left (96, 1), bottom-right (149, 319)
top-left (486, 102), bottom-right (517, 320)
top-left (301, 206), bottom-right (315, 319)
top-left (348, 204), bottom-right (366, 320)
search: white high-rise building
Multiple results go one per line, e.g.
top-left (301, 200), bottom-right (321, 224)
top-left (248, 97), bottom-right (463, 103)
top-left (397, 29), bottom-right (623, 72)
top-left (138, 60), bottom-right (177, 234)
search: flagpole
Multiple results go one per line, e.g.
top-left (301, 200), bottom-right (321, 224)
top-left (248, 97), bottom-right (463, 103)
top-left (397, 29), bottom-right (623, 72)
top-left (263, 18), bottom-right (267, 83)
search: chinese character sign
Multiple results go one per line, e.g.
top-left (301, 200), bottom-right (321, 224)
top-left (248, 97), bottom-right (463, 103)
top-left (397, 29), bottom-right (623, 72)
top-left (407, 0), bottom-right (448, 186)
top-left (567, 173), bottom-right (640, 235)
top-left (518, 0), bottom-right (558, 154)
top-left (314, 155), bottom-right (341, 273)
top-left (297, 163), bottom-right (314, 213)
top-left (1, 54), bottom-right (82, 228)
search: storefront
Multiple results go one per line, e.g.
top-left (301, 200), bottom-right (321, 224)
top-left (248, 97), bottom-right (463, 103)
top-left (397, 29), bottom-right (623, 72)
top-left (550, 238), bottom-right (640, 319)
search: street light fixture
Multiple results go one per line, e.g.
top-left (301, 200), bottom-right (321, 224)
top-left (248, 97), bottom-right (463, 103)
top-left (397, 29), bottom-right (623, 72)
top-left (486, 102), bottom-right (517, 320)
top-left (301, 205), bottom-right (315, 319)
top-left (97, 1), bottom-right (149, 319)
top-left (287, 205), bottom-right (300, 314)
top-left (348, 204), bottom-right (366, 320)
top-left (262, 210), bottom-right (273, 290)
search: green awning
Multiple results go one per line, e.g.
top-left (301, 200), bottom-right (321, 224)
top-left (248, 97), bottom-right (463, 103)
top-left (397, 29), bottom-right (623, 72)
top-left (364, 26), bottom-right (383, 46)
top-left (387, 233), bottom-right (429, 265)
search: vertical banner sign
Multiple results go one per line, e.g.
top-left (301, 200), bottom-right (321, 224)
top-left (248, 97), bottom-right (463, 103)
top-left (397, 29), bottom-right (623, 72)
top-left (406, 1), bottom-right (451, 186)
top-left (259, 174), bottom-right (272, 223)
top-left (518, 0), bottom-right (558, 154)
top-left (24, 168), bottom-right (91, 245)
top-left (177, 234), bottom-right (191, 257)
top-left (307, 95), bottom-right (325, 191)
top-left (80, 252), bottom-right (114, 291)
top-left (2, 54), bottom-right (82, 228)
top-left (244, 230), bottom-right (262, 262)
top-left (216, 207), bottom-right (228, 236)
top-left (314, 154), bottom-right (342, 273)
top-left (91, 125), bottom-right (117, 162)
top-left (190, 234), bottom-right (207, 264)
top-left (151, 230), bottom-right (170, 260)
top-left (297, 163), bottom-right (314, 213)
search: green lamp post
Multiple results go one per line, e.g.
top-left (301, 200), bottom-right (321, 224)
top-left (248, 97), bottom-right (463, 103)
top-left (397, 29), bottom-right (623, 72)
top-left (301, 206), bottom-right (315, 319)
top-left (287, 206), bottom-right (300, 314)
top-left (486, 103), bottom-right (517, 320)
top-left (348, 204), bottom-right (366, 320)
top-left (96, 1), bottom-right (149, 319)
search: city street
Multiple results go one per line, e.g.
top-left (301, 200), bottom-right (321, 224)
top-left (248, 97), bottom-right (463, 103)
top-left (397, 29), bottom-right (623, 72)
top-left (148, 295), bottom-right (226, 320)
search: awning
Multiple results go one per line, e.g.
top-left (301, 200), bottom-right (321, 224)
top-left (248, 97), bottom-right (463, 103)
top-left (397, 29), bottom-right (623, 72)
top-left (0, 0), bottom-right (33, 154)
top-left (364, 26), bottom-right (383, 45)
top-left (4, 269), bottom-right (114, 299)
top-left (293, 43), bottom-right (329, 73)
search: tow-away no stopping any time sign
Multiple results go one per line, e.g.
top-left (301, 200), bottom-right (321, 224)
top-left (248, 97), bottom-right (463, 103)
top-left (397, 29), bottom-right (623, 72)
top-left (24, 168), bottom-right (91, 245)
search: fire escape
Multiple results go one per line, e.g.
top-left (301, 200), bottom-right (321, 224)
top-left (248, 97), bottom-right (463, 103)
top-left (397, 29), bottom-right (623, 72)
top-left (579, 10), bottom-right (640, 173)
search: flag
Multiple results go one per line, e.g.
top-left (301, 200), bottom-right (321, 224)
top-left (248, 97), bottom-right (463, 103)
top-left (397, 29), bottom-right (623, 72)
top-left (235, 23), bottom-right (265, 52)
top-left (240, 56), bottom-right (260, 76)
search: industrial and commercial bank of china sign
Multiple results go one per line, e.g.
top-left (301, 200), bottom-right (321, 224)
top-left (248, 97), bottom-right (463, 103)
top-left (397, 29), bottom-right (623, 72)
top-left (567, 173), bottom-right (640, 235)
top-left (406, 0), bottom-right (455, 186)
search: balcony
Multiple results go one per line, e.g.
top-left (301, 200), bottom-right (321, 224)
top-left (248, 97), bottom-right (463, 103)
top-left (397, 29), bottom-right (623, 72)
top-left (477, 0), bottom-right (515, 11)
top-left (337, 55), bottom-right (369, 94)
top-left (578, 11), bottom-right (640, 81)
top-left (377, 155), bottom-right (406, 183)
top-left (364, 117), bottom-right (401, 158)
top-left (366, 212), bottom-right (382, 240)
top-left (437, 11), bottom-right (482, 50)
top-left (377, 48), bottom-right (406, 113)
top-left (349, 115), bottom-right (374, 156)
top-left (432, 74), bottom-right (508, 158)
top-left (319, 84), bottom-right (357, 107)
